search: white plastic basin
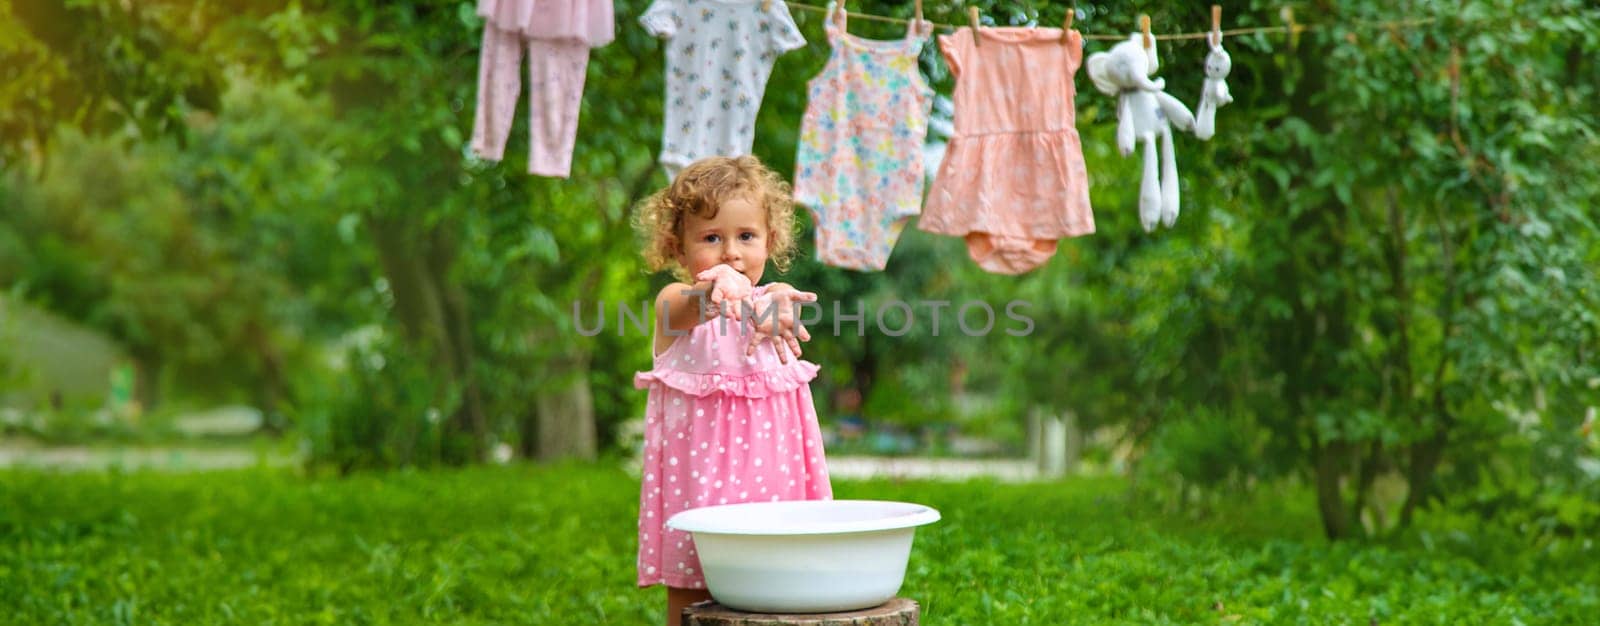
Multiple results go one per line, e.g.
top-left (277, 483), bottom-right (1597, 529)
top-left (666, 500), bottom-right (940, 613)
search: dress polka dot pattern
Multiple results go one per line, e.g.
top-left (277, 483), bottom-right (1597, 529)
top-left (634, 285), bottom-right (833, 589)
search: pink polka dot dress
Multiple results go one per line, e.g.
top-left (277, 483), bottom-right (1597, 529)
top-left (634, 284), bottom-right (834, 589)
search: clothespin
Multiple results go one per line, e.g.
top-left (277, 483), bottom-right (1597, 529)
top-left (968, 6), bottom-right (981, 46)
top-left (1060, 2), bottom-right (1074, 43)
top-left (1210, 5), bottom-right (1222, 47)
top-left (760, 0), bottom-right (772, 11)
top-left (1139, 14), bottom-right (1152, 50)
top-left (913, 0), bottom-right (924, 36)
top-left (1280, 6), bottom-right (1301, 49)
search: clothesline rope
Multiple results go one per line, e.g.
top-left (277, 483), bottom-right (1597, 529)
top-left (784, 2), bottom-right (1440, 42)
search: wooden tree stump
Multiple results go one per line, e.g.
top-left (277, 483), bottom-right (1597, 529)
top-left (682, 598), bottom-right (918, 626)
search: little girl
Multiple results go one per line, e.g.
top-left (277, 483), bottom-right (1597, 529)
top-left (633, 155), bottom-right (834, 624)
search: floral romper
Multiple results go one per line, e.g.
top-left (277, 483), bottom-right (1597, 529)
top-left (793, 2), bottom-right (934, 271)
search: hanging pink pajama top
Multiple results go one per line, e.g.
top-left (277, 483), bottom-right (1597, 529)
top-left (634, 284), bottom-right (834, 589)
top-left (477, 0), bottom-right (613, 45)
top-left (470, 0), bottom-right (614, 177)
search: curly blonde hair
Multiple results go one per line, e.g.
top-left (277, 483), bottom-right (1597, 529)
top-left (635, 155), bottom-right (799, 281)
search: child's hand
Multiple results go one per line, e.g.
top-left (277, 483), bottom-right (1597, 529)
top-left (695, 265), bottom-right (754, 320)
top-left (744, 286), bottom-right (818, 364)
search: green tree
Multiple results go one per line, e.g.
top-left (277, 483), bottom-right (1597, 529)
top-left (0, 0), bottom-right (223, 165)
top-left (5, 0), bottom-right (1596, 541)
top-left (1002, 0), bottom-right (1600, 538)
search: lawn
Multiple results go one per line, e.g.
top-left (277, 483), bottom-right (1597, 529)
top-left (1, 462), bottom-right (1594, 624)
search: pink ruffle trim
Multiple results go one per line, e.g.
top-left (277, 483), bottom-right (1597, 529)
top-left (922, 130), bottom-right (1094, 239)
top-left (634, 360), bottom-right (820, 398)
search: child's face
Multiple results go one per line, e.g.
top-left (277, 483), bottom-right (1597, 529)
top-left (678, 193), bottom-right (769, 285)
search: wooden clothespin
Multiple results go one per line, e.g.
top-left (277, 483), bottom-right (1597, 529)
top-left (1280, 6), bottom-right (1301, 49)
top-left (913, 0), bottom-right (924, 36)
top-left (1210, 5), bottom-right (1222, 47)
top-left (760, 0), bottom-right (772, 11)
top-left (1060, 2), bottom-right (1074, 43)
top-left (1139, 14), bottom-right (1152, 50)
top-left (968, 6), bottom-right (981, 46)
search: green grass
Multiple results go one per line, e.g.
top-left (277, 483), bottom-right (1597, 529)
top-left (1, 463), bottom-right (1594, 624)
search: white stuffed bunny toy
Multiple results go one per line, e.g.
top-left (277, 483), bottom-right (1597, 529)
top-left (1194, 35), bottom-right (1233, 141)
top-left (1086, 32), bottom-right (1195, 232)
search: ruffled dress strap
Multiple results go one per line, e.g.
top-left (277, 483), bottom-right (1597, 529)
top-left (823, 1), bottom-right (846, 44)
top-left (634, 285), bottom-right (819, 398)
top-left (902, 11), bottom-right (932, 48)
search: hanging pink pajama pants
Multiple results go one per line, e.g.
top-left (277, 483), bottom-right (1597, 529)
top-left (470, 25), bottom-right (590, 178)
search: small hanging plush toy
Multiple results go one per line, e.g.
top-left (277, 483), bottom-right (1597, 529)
top-left (1086, 29), bottom-right (1195, 232)
top-left (1193, 32), bottom-right (1233, 141)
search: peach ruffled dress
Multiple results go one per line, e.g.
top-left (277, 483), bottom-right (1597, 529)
top-left (920, 27), bottom-right (1095, 274)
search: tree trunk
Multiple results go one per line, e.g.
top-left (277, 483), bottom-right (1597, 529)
top-left (535, 348), bottom-right (597, 461)
top-left (1284, 11), bottom-right (1363, 541)
top-left (369, 214), bottom-right (487, 462)
top-left (429, 225), bottom-right (489, 460)
top-left (854, 332), bottom-right (876, 415)
top-left (1401, 407), bottom-right (1450, 527)
top-left (247, 318), bottom-right (288, 433)
top-left (1400, 199), bottom-right (1465, 528)
top-left (1314, 440), bottom-right (1353, 540)
top-left (1352, 441), bottom-right (1384, 534)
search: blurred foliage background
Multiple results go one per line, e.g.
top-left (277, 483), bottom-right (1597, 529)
top-left (1, 0), bottom-right (1597, 541)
